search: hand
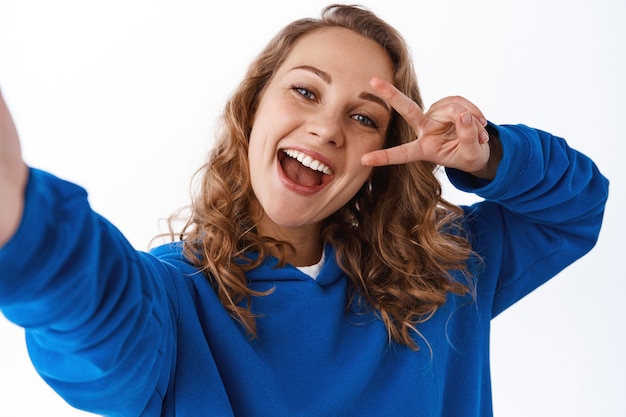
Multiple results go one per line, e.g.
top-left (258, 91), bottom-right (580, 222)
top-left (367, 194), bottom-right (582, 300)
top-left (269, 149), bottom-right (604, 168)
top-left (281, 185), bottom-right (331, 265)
top-left (362, 77), bottom-right (497, 179)
top-left (0, 88), bottom-right (28, 247)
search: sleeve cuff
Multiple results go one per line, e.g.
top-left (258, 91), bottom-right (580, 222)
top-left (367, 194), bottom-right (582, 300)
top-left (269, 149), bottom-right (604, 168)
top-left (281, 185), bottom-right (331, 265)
top-left (445, 123), bottom-right (535, 200)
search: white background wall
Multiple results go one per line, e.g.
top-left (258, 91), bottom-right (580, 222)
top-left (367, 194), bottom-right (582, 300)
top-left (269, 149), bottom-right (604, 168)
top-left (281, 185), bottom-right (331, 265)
top-left (0, 0), bottom-right (623, 415)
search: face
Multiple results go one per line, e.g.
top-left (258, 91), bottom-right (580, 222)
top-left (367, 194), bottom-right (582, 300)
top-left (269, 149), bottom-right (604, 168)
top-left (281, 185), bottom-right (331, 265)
top-left (248, 27), bottom-right (394, 240)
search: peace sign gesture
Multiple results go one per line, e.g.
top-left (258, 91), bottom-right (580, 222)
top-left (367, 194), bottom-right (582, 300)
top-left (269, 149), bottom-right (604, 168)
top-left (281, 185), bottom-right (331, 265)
top-left (362, 77), bottom-right (500, 180)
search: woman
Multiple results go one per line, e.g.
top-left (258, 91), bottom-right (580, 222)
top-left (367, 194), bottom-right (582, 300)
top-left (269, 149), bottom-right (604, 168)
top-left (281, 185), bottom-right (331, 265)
top-left (0, 4), bottom-right (608, 417)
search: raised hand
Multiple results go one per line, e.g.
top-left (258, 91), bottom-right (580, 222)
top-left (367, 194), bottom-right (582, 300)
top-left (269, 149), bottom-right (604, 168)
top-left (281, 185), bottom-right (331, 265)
top-left (0, 89), bottom-right (28, 247)
top-left (362, 77), bottom-right (498, 180)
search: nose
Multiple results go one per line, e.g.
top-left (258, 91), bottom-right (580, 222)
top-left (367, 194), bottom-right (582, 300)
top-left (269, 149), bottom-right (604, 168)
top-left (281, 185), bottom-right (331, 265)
top-left (307, 109), bottom-right (344, 147)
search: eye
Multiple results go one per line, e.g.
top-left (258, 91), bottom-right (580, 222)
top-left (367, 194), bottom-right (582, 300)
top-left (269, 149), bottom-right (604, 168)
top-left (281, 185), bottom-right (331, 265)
top-left (292, 85), bottom-right (316, 101)
top-left (352, 113), bottom-right (378, 129)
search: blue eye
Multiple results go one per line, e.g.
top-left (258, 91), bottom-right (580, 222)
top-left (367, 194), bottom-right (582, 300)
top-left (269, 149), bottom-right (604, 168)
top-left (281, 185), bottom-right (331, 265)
top-left (352, 114), bottom-right (378, 128)
top-left (293, 86), bottom-right (316, 100)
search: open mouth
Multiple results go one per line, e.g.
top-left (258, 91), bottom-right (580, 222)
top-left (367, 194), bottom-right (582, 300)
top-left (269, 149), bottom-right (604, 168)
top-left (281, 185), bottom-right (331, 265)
top-left (279, 149), bottom-right (334, 188)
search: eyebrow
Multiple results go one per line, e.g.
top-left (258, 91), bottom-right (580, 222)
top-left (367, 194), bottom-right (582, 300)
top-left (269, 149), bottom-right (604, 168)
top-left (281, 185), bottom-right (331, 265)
top-left (292, 65), bottom-right (332, 83)
top-left (359, 92), bottom-right (391, 114)
top-left (290, 65), bottom-right (391, 114)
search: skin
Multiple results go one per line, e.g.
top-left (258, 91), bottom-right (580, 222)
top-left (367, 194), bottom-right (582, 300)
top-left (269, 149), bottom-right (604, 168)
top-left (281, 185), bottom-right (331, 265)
top-left (362, 78), bottom-right (495, 177)
top-left (248, 27), bottom-right (395, 266)
top-left (248, 27), bottom-right (494, 266)
top-left (0, 89), bottom-right (28, 247)
top-left (0, 27), bottom-right (496, 265)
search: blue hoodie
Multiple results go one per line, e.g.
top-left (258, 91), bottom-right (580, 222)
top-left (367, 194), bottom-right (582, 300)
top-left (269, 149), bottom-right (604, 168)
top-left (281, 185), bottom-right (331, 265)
top-left (0, 124), bottom-right (608, 416)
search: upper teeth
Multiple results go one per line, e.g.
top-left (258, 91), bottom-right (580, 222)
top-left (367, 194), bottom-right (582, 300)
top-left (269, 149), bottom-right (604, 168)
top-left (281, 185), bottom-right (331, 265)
top-left (283, 149), bottom-right (333, 175)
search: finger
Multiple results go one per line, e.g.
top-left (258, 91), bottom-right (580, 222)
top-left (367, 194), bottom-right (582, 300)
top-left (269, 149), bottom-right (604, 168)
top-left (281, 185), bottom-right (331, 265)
top-left (361, 142), bottom-right (424, 167)
top-left (369, 77), bottom-right (426, 127)
top-left (465, 112), bottom-right (490, 144)
top-left (457, 111), bottom-right (479, 144)
top-left (454, 111), bottom-right (492, 173)
top-left (478, 119), bottom-right (490, 143)
top-left (426, 101), bottom-right (489, 142)
top-left (429, 95), bottom-right (488, 127)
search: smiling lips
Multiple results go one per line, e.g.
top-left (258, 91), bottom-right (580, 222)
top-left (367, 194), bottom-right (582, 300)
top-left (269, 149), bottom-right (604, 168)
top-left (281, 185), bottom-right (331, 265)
top-left (280, 149), bottom-right (334, 188)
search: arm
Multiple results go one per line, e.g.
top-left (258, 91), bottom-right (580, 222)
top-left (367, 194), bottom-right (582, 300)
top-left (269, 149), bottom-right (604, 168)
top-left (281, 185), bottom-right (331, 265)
top-left (448, 124), bottom-right (608, 315)
top-left (359, 78), bottom-right (608, 314)
top-left (0, 169), bottom-right (179, 416)
top-left (0, 92), bottom-right (178, 415)
top-left (0, 89), bottom-right (29, 246)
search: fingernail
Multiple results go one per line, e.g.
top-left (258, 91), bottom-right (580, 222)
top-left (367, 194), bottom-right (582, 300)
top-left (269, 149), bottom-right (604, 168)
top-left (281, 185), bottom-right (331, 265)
top-left (461, 112), bottom-right (472, 125)
top-left (480, 130), bottom-right (490, 142)
top-left (480, 117), bottom-right (488, 126)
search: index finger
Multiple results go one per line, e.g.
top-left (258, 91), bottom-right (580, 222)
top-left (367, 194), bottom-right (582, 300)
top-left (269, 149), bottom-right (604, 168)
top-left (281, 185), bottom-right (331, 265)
top-left (361, 142), bottom-right (424, 167)
top-left (369, 77), bottom-right (426, 127)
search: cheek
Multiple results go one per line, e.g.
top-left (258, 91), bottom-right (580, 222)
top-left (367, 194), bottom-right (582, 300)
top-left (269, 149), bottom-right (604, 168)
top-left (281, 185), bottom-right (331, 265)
top-left (343, 159), bottom-right (374, 192)
top-left (247, 128), bottom-right (268, 183)
top-left (252, 91), bottom-right (292, 128)
top-left (357, 166), bottom-right (374, 185)
top-left (348, 134), bottom-right (385, 167)
top-left (248, 107), bottom-right (277, 158)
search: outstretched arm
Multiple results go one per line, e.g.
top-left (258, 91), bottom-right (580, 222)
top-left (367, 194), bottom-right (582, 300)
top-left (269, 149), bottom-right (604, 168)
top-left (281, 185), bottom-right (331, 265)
top-left (0, 89), bottom-right (178, 415)
top-left (0, 89), bottom-right (29, 246)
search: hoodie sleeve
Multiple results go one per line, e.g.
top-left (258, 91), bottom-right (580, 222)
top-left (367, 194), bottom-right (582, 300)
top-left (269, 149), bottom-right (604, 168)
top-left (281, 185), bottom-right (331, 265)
top-left (0, 169), bottom-right (179, 416)
top-left (446, 124), bottom-right (609, 317)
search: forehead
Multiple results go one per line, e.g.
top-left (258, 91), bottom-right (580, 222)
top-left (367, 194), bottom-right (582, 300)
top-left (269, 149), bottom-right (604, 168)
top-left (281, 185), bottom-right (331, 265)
top-left (279, 27), bottom-right (394, 84)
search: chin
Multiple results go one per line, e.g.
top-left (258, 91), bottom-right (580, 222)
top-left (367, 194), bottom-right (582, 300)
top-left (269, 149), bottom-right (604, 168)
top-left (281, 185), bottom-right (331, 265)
top-left (262, 208), bottom-right (323, 230)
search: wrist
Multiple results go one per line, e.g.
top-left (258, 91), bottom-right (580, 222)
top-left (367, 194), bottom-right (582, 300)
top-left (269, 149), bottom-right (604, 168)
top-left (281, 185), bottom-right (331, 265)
top-left (470, 124), bottom-right (502, 181)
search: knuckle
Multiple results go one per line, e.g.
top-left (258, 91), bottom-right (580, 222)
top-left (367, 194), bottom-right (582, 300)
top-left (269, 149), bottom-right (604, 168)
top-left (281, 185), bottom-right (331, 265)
top-left (404, 101), bottom-right (423, 122)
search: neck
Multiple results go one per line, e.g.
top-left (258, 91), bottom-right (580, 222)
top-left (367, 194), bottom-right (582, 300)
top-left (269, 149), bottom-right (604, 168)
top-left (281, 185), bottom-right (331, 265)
top-left (286, 238), bottom-right (324, 267)
top-left (257, 216), bottom-right (323, 267)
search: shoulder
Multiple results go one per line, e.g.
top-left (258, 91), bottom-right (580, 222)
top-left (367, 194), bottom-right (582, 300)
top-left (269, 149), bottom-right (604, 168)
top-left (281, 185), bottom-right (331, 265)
top-left (150, 241), bottom-right (185, 261)
top-left (148, 241), bottom-right (206, 286)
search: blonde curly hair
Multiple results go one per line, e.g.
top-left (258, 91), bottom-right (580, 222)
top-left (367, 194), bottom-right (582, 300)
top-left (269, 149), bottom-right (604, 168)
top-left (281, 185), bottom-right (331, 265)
top-left (177, 4), bottom-right (473, 350)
